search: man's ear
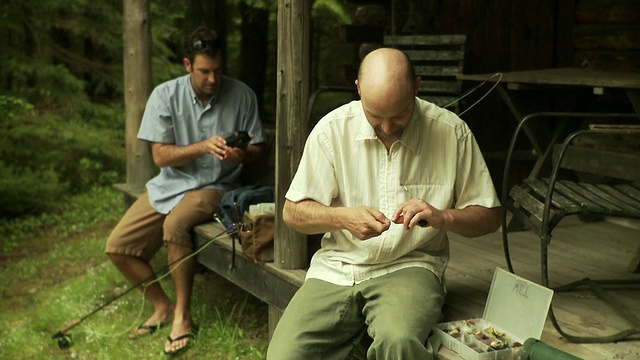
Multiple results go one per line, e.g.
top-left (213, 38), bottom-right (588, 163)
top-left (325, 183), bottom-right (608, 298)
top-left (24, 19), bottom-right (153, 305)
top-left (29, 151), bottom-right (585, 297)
top-left (414, 76), bottom-right (421, 96)
top-left (183, 58), bottom-right (192, 73)
top-left (355, 79), bottom-right (361, 97)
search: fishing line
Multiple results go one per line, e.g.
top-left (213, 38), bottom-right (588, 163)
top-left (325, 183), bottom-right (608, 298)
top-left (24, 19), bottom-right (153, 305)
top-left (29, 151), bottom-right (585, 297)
top-left (115, 218), bottom-right (231, 340)
top-left (443, 72), bottom-right (502, 117)
top-left (52, 216), bottom-right (237, 349)
top-left (120, 217), bottom-right (234, 340)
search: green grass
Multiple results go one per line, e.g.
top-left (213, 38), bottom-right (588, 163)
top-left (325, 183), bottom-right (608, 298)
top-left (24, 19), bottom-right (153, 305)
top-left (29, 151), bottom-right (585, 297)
top-left (0, 187), bottom-right (269, 359)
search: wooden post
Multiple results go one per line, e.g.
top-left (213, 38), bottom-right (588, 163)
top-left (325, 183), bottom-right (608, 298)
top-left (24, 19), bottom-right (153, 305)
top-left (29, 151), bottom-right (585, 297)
top-left (123, 0), bottom-right (155, 194)
top-left (271, 0), bottom-right (310, 335)
top-left (275, 0), bottom-right (310, 271)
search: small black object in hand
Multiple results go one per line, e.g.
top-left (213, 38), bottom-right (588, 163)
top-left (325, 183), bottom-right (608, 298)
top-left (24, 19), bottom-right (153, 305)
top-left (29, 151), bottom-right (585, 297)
top-left (225, 131), bottom-right (251, 148)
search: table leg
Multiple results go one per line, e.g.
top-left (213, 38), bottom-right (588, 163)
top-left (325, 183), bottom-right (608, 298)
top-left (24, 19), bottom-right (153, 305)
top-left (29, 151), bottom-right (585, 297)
top-left (498, 86), bottom-right (567, 178)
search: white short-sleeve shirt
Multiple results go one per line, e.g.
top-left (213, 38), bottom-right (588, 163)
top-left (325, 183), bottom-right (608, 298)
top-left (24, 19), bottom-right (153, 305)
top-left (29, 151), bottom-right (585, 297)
top-left (286, 98), bottom-right (500, 286)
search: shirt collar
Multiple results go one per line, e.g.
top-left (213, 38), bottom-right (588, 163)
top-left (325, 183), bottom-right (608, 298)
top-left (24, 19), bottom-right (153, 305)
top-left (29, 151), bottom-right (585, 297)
top-left (398, 99), bottom-right (421, 154)
top-left (186, 75), bottom-right (221, 107)
top-left (354, 98), bottom-right (421, 153)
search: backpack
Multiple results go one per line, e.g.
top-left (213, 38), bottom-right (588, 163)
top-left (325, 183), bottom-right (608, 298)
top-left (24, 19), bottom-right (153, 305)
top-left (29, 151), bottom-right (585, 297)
top-left (219, 185), bottom-right (275, 227)
top-left (218, 185), bottom-right (275, 267)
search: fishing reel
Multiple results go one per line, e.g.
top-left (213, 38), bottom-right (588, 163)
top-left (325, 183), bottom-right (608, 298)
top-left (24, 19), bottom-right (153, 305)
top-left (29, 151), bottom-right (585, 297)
top-left (52, 331), bottom-right (73, 349)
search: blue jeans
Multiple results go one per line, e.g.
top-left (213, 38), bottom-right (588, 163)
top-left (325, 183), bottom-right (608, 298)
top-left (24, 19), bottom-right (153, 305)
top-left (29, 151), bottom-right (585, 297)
top-left (267, 267), bottom-right (445, 360)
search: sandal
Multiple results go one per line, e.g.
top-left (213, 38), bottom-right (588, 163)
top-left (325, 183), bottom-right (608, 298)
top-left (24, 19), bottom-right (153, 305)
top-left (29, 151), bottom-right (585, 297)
top-left (128, 322), bottom-right (166, 340)
top-left (163, 325), bottom-right (199, 356)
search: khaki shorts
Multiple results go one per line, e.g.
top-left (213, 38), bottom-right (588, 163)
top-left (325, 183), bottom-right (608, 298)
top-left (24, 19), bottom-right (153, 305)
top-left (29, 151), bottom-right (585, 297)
top-left (105, 189), bottom-right (225, 261)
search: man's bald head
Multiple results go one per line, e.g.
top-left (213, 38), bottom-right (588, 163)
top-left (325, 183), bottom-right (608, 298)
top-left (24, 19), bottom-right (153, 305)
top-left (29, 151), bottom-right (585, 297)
top-left (355, 48), bottom-right (421, 143)
top-left (356, 48), bottom-right (419, 114)
top-left (358, 48), bottom-right (416, 86)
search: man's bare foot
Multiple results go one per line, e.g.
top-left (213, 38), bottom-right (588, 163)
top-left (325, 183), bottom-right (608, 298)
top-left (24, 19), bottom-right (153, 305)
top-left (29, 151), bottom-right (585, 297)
top-left (128, 304), bottom-right (175, 339)
top-left (164, 317), bottom-right (197, 355)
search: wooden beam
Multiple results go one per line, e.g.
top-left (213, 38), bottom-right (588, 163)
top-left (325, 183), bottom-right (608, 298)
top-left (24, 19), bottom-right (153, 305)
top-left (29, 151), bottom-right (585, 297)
top-left (122, 0), bottom-right (155, 193)
top-left (275, 0), bottom-right (310, 271)
top-left (272, 0), bottom-right (311, 336)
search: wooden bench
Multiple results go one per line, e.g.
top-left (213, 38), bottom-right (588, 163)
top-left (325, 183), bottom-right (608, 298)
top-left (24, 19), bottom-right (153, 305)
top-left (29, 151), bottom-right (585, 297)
top-left (501, 113), bottom-right (640, 343)
top-left (111, 182), bottom-right (305, 329)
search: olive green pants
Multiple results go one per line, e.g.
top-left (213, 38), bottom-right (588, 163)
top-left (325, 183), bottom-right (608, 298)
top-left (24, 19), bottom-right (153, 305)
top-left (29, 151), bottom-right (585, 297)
top-left (267, 267), bottom-right (445, 360)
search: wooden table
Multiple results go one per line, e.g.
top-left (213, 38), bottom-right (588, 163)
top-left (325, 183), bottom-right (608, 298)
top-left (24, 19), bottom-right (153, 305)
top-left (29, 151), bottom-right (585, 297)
top-left (457, 68), bottom-right (640, 273)
top-left (457, 67), bottom-right (640, 111)
top-left (458, 68), bottom-right (640, 167)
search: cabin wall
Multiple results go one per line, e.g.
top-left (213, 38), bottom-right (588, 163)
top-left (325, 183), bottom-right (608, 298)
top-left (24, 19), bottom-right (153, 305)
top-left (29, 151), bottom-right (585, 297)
top-left (375, 0), bottom-right (637, 192)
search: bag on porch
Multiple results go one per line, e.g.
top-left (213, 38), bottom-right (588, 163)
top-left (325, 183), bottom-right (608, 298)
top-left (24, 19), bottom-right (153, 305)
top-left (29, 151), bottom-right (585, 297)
top-left (219, 185), bottom-right (274, 226)
top-left (239, 211), bottom-right (275, 264)
top-left (218, 185), bottom-right (275, 264)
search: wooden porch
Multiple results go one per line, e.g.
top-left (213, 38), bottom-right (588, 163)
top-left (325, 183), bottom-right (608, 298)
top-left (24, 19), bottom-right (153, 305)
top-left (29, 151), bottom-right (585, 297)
top-left (442, 216), bottom-right (640, 359)
top-left (190, 212), bottom-right (640, 359)
top-left (116, 2), bottom-right (640, 358)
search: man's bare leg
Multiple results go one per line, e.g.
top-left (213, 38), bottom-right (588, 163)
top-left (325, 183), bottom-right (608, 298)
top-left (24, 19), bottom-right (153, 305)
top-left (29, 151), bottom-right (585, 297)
top-left (108, 253), bottom-right (174, 329)
top-left (164, 242), bottom-right (196, 353)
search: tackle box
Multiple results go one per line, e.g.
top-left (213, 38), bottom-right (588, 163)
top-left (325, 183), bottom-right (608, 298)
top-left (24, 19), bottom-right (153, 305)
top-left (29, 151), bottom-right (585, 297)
top-left (433, 267), bottom-right (554, 360)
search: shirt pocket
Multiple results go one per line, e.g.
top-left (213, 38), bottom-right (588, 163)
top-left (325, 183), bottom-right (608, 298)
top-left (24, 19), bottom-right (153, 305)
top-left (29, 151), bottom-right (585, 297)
top-left (400, 184), bottom-right (454, 210)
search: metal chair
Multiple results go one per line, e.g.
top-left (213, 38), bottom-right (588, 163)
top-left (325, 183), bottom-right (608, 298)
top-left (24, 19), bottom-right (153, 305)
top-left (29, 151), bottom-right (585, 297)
top-left (501, 112), bottom-right (640, 343)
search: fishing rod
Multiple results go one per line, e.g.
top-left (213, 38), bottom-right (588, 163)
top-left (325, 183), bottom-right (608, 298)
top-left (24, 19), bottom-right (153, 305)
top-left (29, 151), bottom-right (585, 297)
top-left (443, 72), bottom-right (502, 116)
top-left (52, 222), bottom-right (237, 349)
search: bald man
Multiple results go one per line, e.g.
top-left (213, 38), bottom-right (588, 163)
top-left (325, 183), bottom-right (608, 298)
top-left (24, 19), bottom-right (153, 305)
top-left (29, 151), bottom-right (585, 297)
top-left (267, 48), bottom-right (501, 359)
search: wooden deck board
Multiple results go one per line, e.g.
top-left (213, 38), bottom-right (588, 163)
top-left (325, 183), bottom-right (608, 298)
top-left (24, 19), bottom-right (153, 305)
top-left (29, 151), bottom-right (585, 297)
top-left (117, 174), bottom-right (639, 359)
top-left (445, 217), bottom-right (640, 359)
top-left (193, 216), bottom-right (639, 359)
top-left (192, 222), bottom-right (305, 311)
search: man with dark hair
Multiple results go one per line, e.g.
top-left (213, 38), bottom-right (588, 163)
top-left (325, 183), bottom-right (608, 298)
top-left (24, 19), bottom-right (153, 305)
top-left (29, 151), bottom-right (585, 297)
top-left (105, 26), bottom-right (265, 355)
top-left (267, 48), bottom-right (501, 359)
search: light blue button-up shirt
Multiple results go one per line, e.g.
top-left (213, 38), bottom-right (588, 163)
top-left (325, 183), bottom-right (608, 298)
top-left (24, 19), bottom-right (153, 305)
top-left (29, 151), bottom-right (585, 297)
top-left (138, 74), bottom-right (265, 214)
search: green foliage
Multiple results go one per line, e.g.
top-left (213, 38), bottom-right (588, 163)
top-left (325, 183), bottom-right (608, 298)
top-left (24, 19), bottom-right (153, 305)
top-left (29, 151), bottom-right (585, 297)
top-left (0, 1), bottom-right (127, 219)
top-left (0, 0), bottom-right (123, 102)
top-left (0, 95), bottom-right (125, 218)
top-left (0, 162), bottom-right (65, 219)
top-left (0, 95), bottom-right (33, 119)
top-left (0, 186), bottom-right (269, 359)
top-left (149, 0), bottom-right (191, 85)
top-left (313, 0), bottom-right (352, 23)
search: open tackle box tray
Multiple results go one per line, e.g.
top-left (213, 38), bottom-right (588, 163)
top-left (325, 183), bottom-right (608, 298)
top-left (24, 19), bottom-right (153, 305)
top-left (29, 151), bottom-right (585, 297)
top-left (433, 268), bottom-right (554, 359)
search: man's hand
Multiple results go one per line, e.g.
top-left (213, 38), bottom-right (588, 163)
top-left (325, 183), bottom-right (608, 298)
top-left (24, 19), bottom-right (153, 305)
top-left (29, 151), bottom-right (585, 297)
top-left (282, 200), bottom-right (391, 240)
top-left (392, 198), bottom-right (502, 237)
top-left (220, 146), bottom-right (248, 163)
top-left (341, 206), bottom-right (391, 240)
top-left (151, 133), bottom-right (262, 168)
top-left (205, 134), bottom-right (255, 162)
top-left (392, 198), bottom-right (443, 230)
top-left (202, 135), bottom-right (228, 160)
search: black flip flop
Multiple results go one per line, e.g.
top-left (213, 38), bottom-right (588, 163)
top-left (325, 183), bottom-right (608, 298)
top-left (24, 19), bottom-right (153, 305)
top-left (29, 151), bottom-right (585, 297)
top-left (163, 325), bottom-right (199, 356)
top-left (128, 323), bottom-right (166, 339)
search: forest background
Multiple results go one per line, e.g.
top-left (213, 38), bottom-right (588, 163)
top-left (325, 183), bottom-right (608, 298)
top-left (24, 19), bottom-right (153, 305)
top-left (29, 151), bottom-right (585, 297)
top-left (0, 1), bottom-right (351, 358)
top-left (1, 0), bottom-right (352, 220)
